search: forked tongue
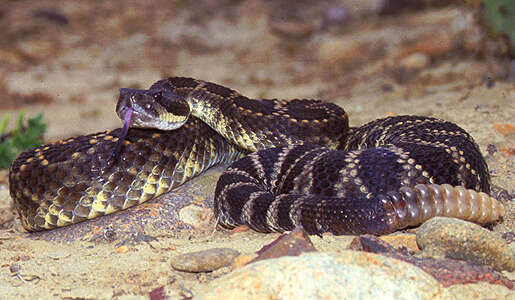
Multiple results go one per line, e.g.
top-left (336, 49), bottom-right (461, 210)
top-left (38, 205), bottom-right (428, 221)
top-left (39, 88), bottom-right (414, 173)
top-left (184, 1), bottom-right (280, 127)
top-left (112, 107), bottom-right (133, 159)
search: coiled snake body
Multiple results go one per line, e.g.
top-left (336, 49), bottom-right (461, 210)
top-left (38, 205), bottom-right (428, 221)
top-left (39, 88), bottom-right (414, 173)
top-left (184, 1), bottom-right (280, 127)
top-left (9, 77), bottom-right (505, 234)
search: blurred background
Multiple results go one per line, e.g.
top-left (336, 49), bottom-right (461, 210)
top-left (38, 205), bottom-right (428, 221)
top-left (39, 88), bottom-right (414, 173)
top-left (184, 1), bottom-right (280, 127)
top-left (0, 0), bottom-right (513, 138)
top-left (0, 0), bottom-right (513, 174)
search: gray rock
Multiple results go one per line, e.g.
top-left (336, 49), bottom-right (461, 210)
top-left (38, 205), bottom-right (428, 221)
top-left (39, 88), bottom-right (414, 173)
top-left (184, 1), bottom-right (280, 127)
top-left (171, 248), bottom-right (240, 273)
top-left (195, 251), bottom-right (452, 300)
top-left (416, 217), bottom-right (515, 272)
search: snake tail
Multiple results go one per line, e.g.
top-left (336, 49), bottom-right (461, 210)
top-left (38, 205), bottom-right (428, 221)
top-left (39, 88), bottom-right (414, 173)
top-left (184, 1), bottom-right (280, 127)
top-left (382, 184), bottom-right (505, 231)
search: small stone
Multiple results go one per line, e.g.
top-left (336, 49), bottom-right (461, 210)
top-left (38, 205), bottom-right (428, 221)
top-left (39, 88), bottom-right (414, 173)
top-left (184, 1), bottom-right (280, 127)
top-left (416, 217), bottom-right (515, 272)
top-left (251, 227), bottom-right (316, 263)
top-left (502, 231), bottom-right (515, 243)
top-left (115, 245), bottom-right (130, 253)
top-left (487, 144), bottom-right (497, 155)
top-left (398, 52), bottom-right (430, 71)
top-left (9, 263), bottom-right (21, 273)
top-left (149, 286), bottom-right (167, 300)
top-left (178, 204), bottom-right (213, 229)
top-left (171, 248), bottom-right (240, 273)
top-left (195, 252), bottom-right (452, 299)
top-left (493, 124), bottom-right (515, 136)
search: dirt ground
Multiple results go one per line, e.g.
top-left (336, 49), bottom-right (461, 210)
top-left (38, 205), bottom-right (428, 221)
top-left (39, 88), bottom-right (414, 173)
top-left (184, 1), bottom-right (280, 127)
top-left (0, 1), bottom-right (513, 299)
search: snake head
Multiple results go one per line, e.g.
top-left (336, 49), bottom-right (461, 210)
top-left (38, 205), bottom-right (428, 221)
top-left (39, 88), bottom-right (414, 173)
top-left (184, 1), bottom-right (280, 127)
top-left (116, 87), bottom-right (191, 130)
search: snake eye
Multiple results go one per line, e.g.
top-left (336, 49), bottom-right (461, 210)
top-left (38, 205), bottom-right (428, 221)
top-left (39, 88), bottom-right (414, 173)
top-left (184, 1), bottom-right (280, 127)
top-left (145, 103), bottom-right (152, 110)
top-left (152, 91), bottom-right (162, 99)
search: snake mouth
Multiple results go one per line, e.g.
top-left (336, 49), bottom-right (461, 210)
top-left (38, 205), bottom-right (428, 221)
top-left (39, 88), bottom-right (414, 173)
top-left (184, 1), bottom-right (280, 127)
top-left (116, 88), bottom-right (189, 130)
top-left (117, 88), bottom-right (155, 128)
top-left (116, 88), bottom-right (136, 119)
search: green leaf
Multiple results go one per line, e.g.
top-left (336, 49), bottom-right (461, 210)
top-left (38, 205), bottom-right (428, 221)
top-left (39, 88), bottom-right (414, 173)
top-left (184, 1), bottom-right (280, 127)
top-left (0, 114), bottom-right (9, 135)
top-left (0, 112), bottom-right (46, 169)
top-left (480, 0), bottom-right (515, 56)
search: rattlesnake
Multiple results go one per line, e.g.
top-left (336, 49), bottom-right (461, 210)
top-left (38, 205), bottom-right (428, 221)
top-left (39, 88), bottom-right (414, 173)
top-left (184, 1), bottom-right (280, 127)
top-left (9, 77), bottom-right (505, 234)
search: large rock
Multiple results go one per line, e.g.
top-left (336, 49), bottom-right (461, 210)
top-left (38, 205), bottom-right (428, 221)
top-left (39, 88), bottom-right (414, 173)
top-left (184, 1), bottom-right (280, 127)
top-left (416, 217), bottom-right (515, 272)
top-left (196, 251), bottom-right (451, 300)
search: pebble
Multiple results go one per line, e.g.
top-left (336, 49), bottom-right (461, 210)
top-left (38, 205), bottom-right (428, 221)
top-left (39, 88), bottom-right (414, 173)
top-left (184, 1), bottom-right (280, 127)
top-left (171, 248), bottom-right (240, 273)
top-left (178, 204), bottom-right (213, 229)
top-left (149, 286), bottom-right (167, 300)
top-left (416, 217), bottom-right (515, 272)
top-left (398, 52), bottom-right (430, 71)
top-left (251, 227), bottom-right (316, 263)
top-left (195, 251), bottom-right (452, 299)
top-left (115, 246), bottom-right (130, 254)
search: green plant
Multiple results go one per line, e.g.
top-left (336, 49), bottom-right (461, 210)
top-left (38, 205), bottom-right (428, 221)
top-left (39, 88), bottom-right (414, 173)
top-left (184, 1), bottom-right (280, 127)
top-left (0, 111), bottom-right (46, 169)
top-left (478, 0), bottom-right (515, 56)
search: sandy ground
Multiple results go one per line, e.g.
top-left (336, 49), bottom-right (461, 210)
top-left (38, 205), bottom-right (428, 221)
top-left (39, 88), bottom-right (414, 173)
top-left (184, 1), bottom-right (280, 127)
top-left (0, 1), bottom-right (513, 299)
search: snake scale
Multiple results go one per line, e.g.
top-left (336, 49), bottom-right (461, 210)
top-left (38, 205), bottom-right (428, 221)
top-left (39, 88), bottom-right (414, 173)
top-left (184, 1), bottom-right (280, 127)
top-left (9, 77), bottom-right (505, 234)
